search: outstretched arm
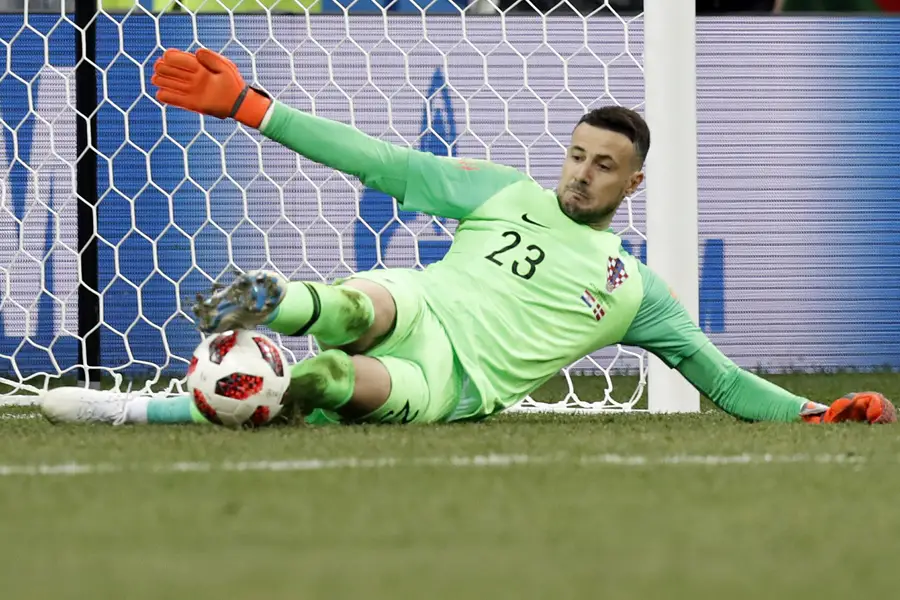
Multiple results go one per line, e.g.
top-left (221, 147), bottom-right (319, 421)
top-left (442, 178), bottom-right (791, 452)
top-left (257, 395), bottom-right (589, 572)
top-left (261, 103), bottom-right (528, 219)
top-left (151, 48), bottom-right (526, 220)
top-left (620, 261), bottom-right (894, 424)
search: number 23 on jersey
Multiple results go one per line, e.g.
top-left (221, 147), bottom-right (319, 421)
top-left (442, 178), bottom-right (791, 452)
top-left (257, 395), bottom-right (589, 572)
top-left (484, 230), bottom-right (546, 280)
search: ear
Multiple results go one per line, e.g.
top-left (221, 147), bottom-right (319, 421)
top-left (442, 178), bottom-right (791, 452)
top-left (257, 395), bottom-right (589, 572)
top-left (625, 171), bottom-right (644, 196)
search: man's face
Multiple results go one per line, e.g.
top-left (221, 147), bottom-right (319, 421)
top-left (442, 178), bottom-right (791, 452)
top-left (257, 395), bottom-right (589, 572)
top-left (556, 123), bottom-right (644, 227)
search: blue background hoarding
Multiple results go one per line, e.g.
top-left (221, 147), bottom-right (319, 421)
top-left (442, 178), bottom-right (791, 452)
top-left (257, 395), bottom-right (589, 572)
top-left (0, 14), bottom-right (899, 381)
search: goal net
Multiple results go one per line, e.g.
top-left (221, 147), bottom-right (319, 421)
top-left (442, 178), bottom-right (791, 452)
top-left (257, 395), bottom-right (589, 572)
top-left (0, 0), bottom-right (654, 411)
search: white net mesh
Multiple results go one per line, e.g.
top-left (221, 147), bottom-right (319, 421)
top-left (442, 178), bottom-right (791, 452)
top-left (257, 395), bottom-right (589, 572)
top-left (0, 1), bottom-right (648, 411)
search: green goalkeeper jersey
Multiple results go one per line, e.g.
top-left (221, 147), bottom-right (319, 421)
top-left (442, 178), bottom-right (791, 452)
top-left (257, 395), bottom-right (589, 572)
top-left (260, 101), bottom-right (812, 423)
top-left (399, 153), bottom-right (647, 416)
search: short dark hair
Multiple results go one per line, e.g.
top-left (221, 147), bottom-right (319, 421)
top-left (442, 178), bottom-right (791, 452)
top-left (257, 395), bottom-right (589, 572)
top-left (576, 106), bottom-right (650, 167)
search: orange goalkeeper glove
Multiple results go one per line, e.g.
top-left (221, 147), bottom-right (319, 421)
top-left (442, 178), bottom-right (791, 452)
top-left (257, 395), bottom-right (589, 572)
top-left (150, 48), bottom-right (272, 129)
top-left (801, 392), bottom-right (896, 424)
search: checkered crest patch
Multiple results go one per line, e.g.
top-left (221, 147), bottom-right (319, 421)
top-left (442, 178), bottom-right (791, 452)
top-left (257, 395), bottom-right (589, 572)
top-left (607, 257), bottom-right (629, 293)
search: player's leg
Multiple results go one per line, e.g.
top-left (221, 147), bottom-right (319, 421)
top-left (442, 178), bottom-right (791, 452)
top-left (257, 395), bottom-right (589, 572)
top-left (39, 353), bottom-right (393, 426)
top-left (193, 270), bottom-right (396, 354)
top-left (41, 386), bottom-right (210, 425)
top-left (286, 350), bottom-right (429, 423)
top-left (41, 270), bottom-right (401, 425)
top-left (42, 268), bottom-right (461, 425)
top-left (201, 269), bottom-right (415, 419)
top-left (287, 269), bottom-right (465, 423)
top-left (192, 266), bottom-right (460, 421)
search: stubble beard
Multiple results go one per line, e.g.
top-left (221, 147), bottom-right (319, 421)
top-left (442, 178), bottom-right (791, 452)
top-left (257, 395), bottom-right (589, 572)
top-left (556, 188), bottom-right (625, 227)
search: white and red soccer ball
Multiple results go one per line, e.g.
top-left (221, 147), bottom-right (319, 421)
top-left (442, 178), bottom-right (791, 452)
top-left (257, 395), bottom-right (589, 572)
top-left (186, 329), bottom-right (291, 428)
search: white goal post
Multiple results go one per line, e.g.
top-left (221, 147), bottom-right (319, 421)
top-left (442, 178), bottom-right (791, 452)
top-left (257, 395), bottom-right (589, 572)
top-left (643, 0), bottom-right (699, 414)
top-left (0, 0), bottom-right (698, 413)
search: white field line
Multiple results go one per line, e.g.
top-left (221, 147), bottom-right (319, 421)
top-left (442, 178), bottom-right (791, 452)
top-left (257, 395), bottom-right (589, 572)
top-left (0, 453), bottom-right (866, 477)
top-left (0, 413), bottom-right (42, 420)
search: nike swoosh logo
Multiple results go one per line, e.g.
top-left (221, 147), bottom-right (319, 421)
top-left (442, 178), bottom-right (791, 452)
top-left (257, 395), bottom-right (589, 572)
top-left (521, 213), bottom-right (548, 228)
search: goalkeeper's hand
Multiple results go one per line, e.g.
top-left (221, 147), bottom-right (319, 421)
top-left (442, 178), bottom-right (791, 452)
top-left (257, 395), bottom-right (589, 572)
top-left (800, 392), bottom-right (896, 424)
top-left (150, 48), bottom-right (272, 129)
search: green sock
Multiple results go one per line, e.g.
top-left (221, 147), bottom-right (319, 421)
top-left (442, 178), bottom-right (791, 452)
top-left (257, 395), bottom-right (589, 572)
top-left (286, 349), bottom-right (356, 413)
top-left (267, 282), bottom-right (374, 347)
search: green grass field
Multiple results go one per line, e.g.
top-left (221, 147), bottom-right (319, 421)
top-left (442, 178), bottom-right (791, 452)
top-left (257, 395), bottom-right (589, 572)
top-left (2, 371), bottom-right (900, 600)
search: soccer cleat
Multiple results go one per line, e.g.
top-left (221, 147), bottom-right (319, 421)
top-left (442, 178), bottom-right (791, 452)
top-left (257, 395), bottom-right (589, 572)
top-left (801, 392), bottom-right (896, 424)
top-left (192, 269), bottom-right (288, 334)
top-left (40, 387), bottom-right (131, 425)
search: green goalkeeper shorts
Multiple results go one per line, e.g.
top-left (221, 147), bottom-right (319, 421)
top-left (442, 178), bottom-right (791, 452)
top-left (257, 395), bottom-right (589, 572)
top-left (341, 267), bottom-right (474, 424)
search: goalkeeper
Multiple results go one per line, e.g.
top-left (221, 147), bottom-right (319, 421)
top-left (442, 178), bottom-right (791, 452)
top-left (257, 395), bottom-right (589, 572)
top-left (41, 48), bottom-right (894, 427)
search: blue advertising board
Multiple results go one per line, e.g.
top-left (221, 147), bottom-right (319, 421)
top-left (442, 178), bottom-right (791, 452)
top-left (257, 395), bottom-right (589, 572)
top-left (1, 14), bottom-right (899, 379)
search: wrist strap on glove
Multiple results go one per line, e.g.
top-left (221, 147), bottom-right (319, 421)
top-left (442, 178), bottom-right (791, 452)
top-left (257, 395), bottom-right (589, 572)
top-left (230, 85), bottom-right (272, 129)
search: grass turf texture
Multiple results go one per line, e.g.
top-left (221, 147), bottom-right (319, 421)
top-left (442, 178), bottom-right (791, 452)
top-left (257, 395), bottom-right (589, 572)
top-left (1, 372), bottom-right (899, 599)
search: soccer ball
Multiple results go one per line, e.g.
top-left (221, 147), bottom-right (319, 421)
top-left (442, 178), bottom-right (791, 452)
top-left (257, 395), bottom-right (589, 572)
top-left (186, 329), bottom-right (291, 428)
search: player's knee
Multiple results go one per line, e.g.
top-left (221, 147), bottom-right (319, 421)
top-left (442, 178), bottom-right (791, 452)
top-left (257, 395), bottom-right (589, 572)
top-left (338, 279), bottom-right (397, 352)
top-left (334, 286), bottom-right (376, 341)
top-left (287, 349), bottom-right (355, 410)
